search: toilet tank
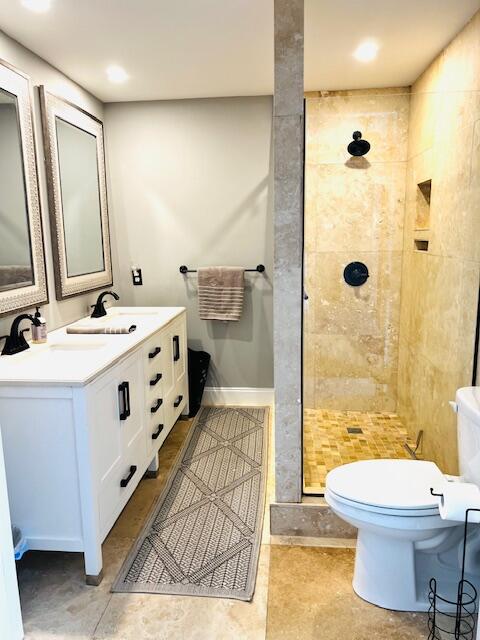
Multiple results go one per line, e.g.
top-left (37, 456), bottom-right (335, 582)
top-left (456, 387), bottom-right (480, 485)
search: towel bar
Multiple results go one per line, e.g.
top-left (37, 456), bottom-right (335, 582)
top-left (179, 264), bottom-right (265, 274)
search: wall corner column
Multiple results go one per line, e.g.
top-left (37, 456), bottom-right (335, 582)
top-left (273, 0), bottom-right (304, 503)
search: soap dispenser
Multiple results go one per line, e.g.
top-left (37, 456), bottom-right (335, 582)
top-left (31, 307), bottom-right (47, 344)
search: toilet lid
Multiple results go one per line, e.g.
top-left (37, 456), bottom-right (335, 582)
top-left (326, 459), bottom-right (444, 511)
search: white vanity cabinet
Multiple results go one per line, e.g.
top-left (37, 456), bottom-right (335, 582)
top-left (0, 307), bottom-right (188, 585)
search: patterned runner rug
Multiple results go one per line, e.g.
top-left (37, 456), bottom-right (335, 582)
top-left (112, 406), bottom-right (269, 600)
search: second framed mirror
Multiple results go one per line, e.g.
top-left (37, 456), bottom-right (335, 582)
top-left (40, 88), bottom-right (112, 300)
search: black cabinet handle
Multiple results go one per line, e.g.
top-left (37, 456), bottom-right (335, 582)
top-left (148, 346), bottom-right (161, 359)
top-left (151, 398), bottom-right (163, 413)
top-left (173, 335), bottom-right (180, 362)
top-left (174, 395), bottom-right (183, 408)
top-left (149, 373), bottom-right (162, 386)
top-left (118, 381), bottom-right (130, 420)
top-left (120, 465), bottom-right (137, 488)
top-left (125, 380), bottom-right (131, 417)
top-left (152, 424), bottom-right (164, 440)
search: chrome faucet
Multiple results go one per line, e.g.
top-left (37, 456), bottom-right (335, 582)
top-left (1, 313), bottom-right (41, 356)
top-left (90, 290), bottom-right (119, 318)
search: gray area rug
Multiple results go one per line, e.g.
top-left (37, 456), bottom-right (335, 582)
top-left (112, 406), bottom-right (268, 600)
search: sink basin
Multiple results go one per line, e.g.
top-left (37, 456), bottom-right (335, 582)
top-left (48, 341), bottom-right (107, 352)
top-left (114, 311), bottom-right (159, 317)
top-left (10, 340), bottom-right (108, 362)
top-left (87, 313), bottom-right (158, 329)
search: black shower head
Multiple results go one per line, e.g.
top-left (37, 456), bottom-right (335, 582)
top-left (348, 131), bottom-right (370, 157)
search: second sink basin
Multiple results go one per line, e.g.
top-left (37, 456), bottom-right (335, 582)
top-left (48, 341), bottom-right (107, 352)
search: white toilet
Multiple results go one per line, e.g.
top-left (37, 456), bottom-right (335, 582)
top-left (325, 387), bottom-right (480, 612)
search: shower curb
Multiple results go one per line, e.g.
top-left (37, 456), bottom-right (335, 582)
top-left (270, 500), bottom-right (357, 539)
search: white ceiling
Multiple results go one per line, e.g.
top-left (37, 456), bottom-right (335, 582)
top-left (305, 0), bottom-right (480, 91)
top-left (0, 0), bottom-right (479, 103)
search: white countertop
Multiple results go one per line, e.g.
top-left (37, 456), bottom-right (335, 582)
top-left (0, 306), bottom-right (185, 387)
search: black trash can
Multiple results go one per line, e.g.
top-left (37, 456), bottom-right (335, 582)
top-left (187, 348), bottom-right (211, 417)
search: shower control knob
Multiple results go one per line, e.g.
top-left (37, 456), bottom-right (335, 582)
top-left (344, 262), bottom-right (369, 287)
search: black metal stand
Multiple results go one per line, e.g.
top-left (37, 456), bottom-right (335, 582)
top-left (428, 501), bottom-right (480, 639)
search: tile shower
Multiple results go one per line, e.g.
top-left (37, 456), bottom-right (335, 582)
top-left (303, 88), bottom-right (411, 493)
top-left (303, 12), bottom-right (480, 493)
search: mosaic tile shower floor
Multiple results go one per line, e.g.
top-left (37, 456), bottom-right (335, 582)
top-left (303, 409), bottom-right (415, 494)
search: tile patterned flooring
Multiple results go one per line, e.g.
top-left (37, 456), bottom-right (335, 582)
top-left (303, 409), bottom-right (413, 494)
top-left (16, 410), bottom-right (428, 640)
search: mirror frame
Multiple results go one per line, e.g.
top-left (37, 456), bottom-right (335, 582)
top-left (0, 58), bottom-right (48, 317)
top-left (40, 87), bottom-right (113, 300)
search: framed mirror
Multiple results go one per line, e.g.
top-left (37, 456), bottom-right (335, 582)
top-left (40, 88), bottom-right (112, 300)
top-left (0, 59), bottom-right (47, 316)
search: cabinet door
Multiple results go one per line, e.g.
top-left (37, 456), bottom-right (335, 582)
top-left (90, 352), bottom-right (145, 538)
top-left (119, 355), bottom-right (145, 469)
top-left (164, 314), bottom-right (188, 430)
top-left (171, 316), bottom-right (187, 384)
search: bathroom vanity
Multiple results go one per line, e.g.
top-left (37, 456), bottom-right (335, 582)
top-left (0, 307), bottom-right (188, 584)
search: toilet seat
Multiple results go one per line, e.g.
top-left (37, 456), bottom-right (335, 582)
top-left (326, 459), bottom-right (445, 516)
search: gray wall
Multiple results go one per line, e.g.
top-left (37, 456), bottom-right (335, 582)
top-left (0, 30), bottom-right (116, 336)
top-left (105, 96), bottom-right (274, 388)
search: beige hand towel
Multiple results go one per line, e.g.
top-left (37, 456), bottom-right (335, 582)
top-left (66, 325), bottom-right (136, 335)
top-left (198, 267), bottom-right (245, 321)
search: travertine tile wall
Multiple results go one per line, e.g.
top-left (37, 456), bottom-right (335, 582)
top-left (304, 89), bottom-right (410, 411)
top-left (397, 12), bottom-right (480, 474)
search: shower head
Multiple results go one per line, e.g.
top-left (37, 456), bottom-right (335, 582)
top-left (348, 131), bottom-right (370, 157)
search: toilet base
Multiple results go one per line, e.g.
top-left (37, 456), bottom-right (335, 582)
top-left (353, 529), bottom-right (426, 611)
top-left (352, 528), bottom-right (474, 612)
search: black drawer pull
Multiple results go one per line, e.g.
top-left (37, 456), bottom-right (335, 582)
top-left (151, 398), bottom-right (163, 413)
top-left (173, 335), bottom-right (180, 362)
top-left (120, 465), bottom-right (137, 488)
top-left (152, 424), bottom-right (164, 440)
top-left (148, 346), bottom-right (161, 359)
top-left (150, 373), bottom-right (162, 386)
top-left (118, 381), bottom-right (130, 420)
top-left (174, 395), bottom-right (183, 408)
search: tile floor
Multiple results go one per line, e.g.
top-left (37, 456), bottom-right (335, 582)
top-left (303, 409), bottom-right (414, 494)
top-left (16, 411), bottom-right (429, 640)
top-left (266, 546), bottom-right (427, 640)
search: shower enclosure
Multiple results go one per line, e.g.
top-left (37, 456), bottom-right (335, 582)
top-left (303, 35), bottom-right (480, 494)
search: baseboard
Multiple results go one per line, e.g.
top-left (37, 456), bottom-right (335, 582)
top-left (202, 387), bottom-right (274, 407)
top-left (26, 536), bottom-right (83, 552)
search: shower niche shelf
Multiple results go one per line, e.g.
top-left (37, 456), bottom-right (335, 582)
top-left (414, 239), bottom-right (429, 252)
top-left (415, 179), bottom-right (432, 232)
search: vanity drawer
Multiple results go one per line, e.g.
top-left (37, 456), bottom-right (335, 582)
top-left (147, 394), bottom-right (166, 450)
top-left (143, 331), bottom-right (165, 366)
top-left (143, 331), bottom-right (173, 396)
top-left (149, 418), bottom-right (168, 451)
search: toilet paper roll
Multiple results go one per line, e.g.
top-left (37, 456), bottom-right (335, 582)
top-left (436, 482), bottom-right (480, 523)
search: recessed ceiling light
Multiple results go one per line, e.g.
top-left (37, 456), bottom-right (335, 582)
top-left (21, 0), bottom-right (51, 13)
top-left (106, 65), bottom-right (129, 84)
top-left (353, 40), bottom-right (380, 63)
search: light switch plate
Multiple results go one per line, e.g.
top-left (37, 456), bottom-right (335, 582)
top-left (132, 268), bottom-right (143, 285)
